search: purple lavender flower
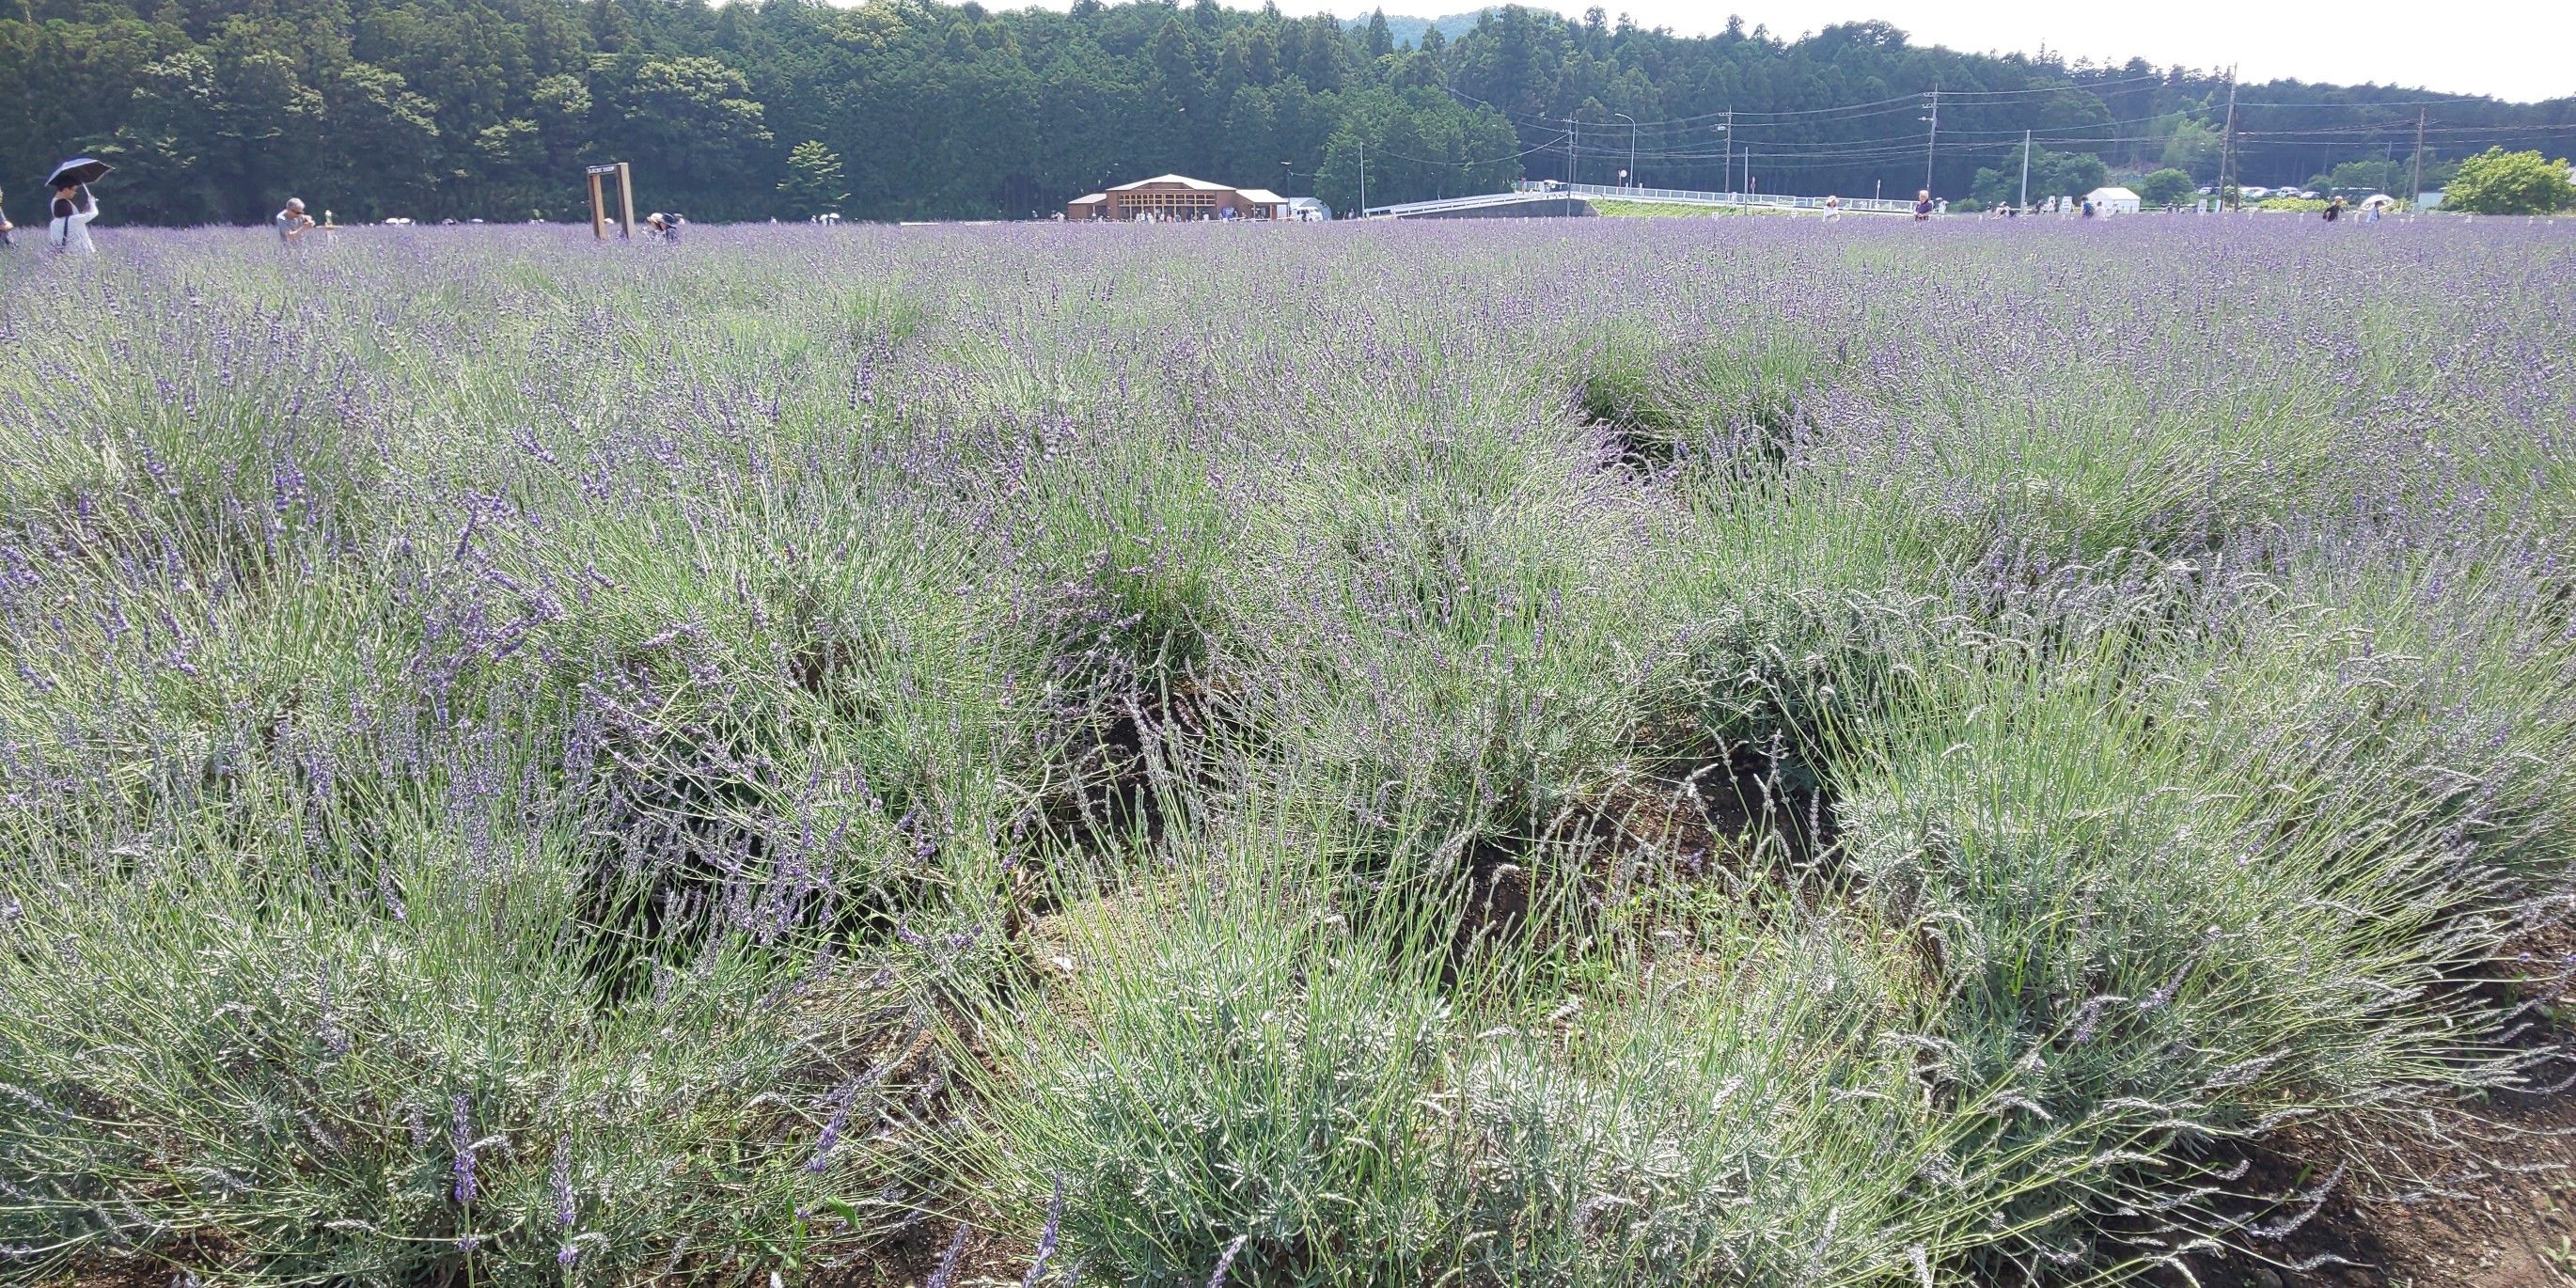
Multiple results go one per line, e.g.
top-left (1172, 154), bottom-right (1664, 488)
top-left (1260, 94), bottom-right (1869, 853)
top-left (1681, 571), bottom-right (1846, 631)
top-left (1022, 1177), bottom-right (1063, 1288)
top-left (552, 1137), bottom-right (576, 1228)
top-left (448, 1096), bottom-right (477, 1204)
top-left (924, 1219), bottom-right (970, 1288)
top-left (805, 1077), bottom-right (859, 1173)
top-left (1206, 1233), bottom-right (1249, 1288)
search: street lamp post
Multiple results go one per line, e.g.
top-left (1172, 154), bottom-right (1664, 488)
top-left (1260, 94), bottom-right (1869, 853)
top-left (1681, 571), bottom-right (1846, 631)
top-left (1613, 112), bottom-right (1636, 189)
top-left (1280, 160), bottom-right (1293, 202)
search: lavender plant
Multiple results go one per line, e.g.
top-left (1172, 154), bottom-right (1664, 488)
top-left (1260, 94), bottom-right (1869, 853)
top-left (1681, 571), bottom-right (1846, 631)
top-left (1, 216), bottom-right (2569, 1285)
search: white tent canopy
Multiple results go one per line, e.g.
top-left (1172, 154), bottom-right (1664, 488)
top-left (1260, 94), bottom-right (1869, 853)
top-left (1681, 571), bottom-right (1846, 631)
top-left (2084, 186), bottom-right (2141, 213)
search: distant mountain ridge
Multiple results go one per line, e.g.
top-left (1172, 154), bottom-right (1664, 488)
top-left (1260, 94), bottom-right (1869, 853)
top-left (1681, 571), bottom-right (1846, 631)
top-left (1342, 10), bottom-right (1496, 49)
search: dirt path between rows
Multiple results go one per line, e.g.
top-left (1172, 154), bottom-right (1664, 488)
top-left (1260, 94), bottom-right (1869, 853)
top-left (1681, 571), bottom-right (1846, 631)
top-left (2313, 1089), bottom-right (2574, 1288)
top-left (2184, 920), bottom-right (2576, 1288)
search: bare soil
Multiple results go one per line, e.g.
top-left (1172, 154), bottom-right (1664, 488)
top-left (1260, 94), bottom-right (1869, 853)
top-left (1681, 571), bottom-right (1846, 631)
top-left (2179, 918), bottom-right (2576, 1288)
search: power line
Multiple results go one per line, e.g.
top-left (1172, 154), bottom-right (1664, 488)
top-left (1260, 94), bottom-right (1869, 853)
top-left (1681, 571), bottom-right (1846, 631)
top-left (1464, 79), bottom-right (2530, 149)
top-left (1453, 80), bottom-right (2180, 136)
top-left (1361, 134), bottom-right (1570, 169)
top-left (2232, 94), bottom-right (2508, 108)
top-left (1431, 69), bottom-right (2563, 193)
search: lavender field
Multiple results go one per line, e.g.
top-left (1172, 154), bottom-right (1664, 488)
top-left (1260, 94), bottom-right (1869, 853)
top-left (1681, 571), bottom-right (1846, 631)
top-left (2, 219), bottom-right (2573, 1286)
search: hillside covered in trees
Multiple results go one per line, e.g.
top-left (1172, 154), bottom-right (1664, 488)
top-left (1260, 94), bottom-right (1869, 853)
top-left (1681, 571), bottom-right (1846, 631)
top-left (3, 0), bottom-right (2569, 225)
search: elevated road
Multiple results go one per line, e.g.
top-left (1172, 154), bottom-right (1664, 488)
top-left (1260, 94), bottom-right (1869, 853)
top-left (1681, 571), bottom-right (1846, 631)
top-left (1364, 192), bottom-right (1598, 219)
top-left (1557, 182), bottom-right (1920, 215)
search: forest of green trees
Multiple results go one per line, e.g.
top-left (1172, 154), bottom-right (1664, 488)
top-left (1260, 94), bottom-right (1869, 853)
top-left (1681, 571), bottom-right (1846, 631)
top-left (3, 0), bottom-right (2569, 225)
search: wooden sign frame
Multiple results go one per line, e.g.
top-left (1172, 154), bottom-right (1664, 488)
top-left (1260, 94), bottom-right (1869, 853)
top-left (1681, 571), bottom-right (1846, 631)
top-left (587, 162), bottom-right (636, 241)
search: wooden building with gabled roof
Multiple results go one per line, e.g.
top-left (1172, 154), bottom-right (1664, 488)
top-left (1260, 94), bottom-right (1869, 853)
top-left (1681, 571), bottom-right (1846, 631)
top-left (1066, 175), bottom-right (1289, 221)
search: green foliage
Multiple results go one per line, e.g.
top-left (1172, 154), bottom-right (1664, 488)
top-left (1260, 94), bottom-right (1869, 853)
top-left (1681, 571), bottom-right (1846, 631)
top-left (2159, 118), bottom-right (2222, 181)
top-left (2136, 166), bottom-right (2195, 207)
top-left (2440, 146), bottom-right (2576, 214)
top-left (2304, 154), bottom-right (2457, 196)
top-left (778, 138), bottom-right (847, 217)
top-left (1311, 84), bottom-right (1520, 214)
top-left (604, 55), bottom-right (773, 218)
top-left (1592, 198), bottom-right (1767, 217)
top-left (2309, 157), bottom-right (2397, 195)
top-left (1970, 148), bottom-right (2106, 206)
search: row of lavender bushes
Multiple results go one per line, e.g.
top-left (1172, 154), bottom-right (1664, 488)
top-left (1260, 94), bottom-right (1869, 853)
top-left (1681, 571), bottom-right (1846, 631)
top-left (2, 218), bottom-right (2570, 1285)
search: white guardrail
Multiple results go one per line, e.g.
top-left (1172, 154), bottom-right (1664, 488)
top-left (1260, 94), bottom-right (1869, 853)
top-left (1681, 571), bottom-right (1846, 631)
top-left (1362, 183), bottom-right (1922, 218)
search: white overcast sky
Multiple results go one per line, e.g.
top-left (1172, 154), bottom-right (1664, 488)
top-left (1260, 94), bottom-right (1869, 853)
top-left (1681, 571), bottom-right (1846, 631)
top-left (1074, 1), bottom-right (2574, 102)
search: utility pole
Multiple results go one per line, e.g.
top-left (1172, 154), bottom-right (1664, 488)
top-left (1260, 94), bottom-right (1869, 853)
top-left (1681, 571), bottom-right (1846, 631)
top-left (2409, 108), bottom-right (2427, 213)
top-left (2019, 129), bottom-right (2032, 211)
top-left (1565, 117), bottom-right (1578, 185)
top-left (1922, 86), bottom-right (1940, 195)
top-left (2216, 66), bottom-right (2238, 211)
top-left (1723, 108), bottom-right (1733, 196)
top-left (1359, 137), bottom-right (1367, 214)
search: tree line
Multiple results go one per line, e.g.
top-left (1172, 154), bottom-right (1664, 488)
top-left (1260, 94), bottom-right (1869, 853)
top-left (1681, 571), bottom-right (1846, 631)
top-left (2, 0), bottom-right (2568, 226)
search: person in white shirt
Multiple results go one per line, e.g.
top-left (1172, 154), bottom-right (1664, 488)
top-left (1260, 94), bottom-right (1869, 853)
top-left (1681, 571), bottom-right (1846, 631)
top-left (48, 182), bottom-right (99, 254)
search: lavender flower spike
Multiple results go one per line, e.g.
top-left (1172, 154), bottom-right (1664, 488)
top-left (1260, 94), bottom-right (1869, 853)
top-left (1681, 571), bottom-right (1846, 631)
top-left (1207, 1233), bottom-right (1249, 1288)
top-left (1022, 1177), bottom-right (1064, 1288)
top-left (925, 1219), bottom-right (971, 1288)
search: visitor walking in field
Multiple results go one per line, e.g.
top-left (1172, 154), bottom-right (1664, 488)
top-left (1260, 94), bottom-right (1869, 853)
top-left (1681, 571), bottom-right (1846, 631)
top-left (2323, 196), bottom-right (2344, 223)
top-left (274, 197), bottom-right (315, 243)
top-left (1913, 190), bottom-right (1933, 221)
top-left (0, 188), bottom-right (13, 246)
top-left (1823, 194), bottom-right (1841, 222)
top-left (48, 183), bottom-right (99, 255)
top-left (43, 157), bottom-right (110, 255)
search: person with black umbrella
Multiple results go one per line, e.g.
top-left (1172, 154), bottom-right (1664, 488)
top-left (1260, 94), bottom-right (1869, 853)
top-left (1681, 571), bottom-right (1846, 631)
top-left (45, 158), bottom-right (111, 255)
